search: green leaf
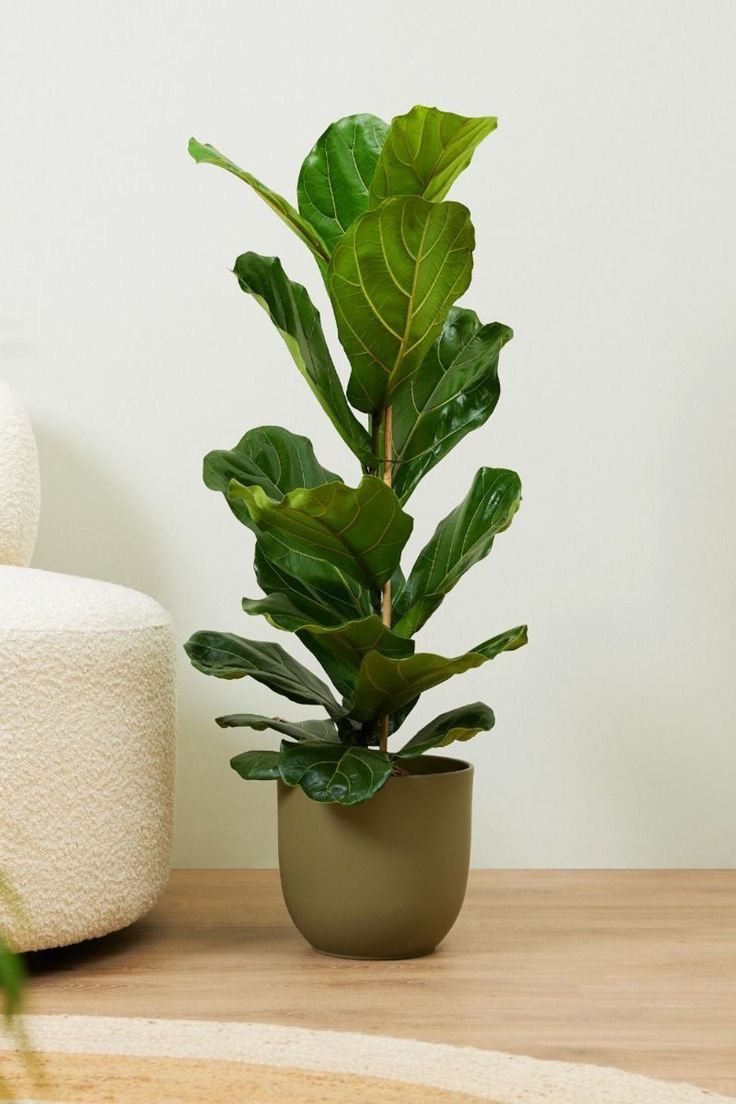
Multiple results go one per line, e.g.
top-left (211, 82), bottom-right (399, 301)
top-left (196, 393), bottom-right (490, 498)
top-left (204, 425), bottom-right (340, 530)
top-left (242, 591), bottom-right (324, 632)
top-left (188, 138), bottom-right (330, 269)
top-left (369, 106), bottom-right (497, 206)
top-left (279, 740), bottom-right (393, 805)
top-left (242, 597), bottom-right (413, 664)
top-left (350, 651), bottom-right (485, 723)
top-left (230, 750), bottom-right (282, 780)
top-left (397, 702), bottom-right (495, 758)
top-left (349, 625), bottom-right (527, 723)
top-left (392, 308), bottom-right (513, 503)
top-left (232, 253), bottom-right (372, 465)
top-left (469, 624), bottom-right (529, 660)
top-left (303, 615), bottom-right (415, 670)
top-left (329, 196), bottom-right (475, 413)
top-left (230, 475), bottom-right (413, 591)
top-left (184, 631), bottom-right (343, 716)
top-left (394, 468), bottom-right (522, 636)
top-left (300, 618), bottom-right (414, 698)
top-left (0, 937), bottom-right (24, 1019)
top-left (242, 596), bottom-right (415, 696)
top-left (254, 542), bottom-right (371, 628)
top-left (200, 426), bottom-right (369, 627)
top-left (217, 713), bottom-right (338, 742)
top-left (297, 114), bottom-right (390, 252)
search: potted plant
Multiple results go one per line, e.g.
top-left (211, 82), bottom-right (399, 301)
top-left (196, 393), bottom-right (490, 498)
top-left (186, 106), bottom-right (526, 959)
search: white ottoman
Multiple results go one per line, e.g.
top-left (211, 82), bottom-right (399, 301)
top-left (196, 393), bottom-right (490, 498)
top-left (0, 380), bottom-right (40, 566)
top-left (0, 567), bottom-right (175, 952)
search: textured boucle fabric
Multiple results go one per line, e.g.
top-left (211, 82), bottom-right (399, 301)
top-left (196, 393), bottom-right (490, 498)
top-left (0, 567), bottom-right (175, 952)
top-left (0, 380), bottom-right (40, 566)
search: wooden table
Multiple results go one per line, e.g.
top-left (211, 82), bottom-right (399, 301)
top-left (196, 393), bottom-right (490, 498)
top-left (25, 870), bottom-right (736, 1096)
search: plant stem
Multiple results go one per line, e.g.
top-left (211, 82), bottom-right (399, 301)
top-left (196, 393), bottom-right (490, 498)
top-left (379, 405), bottom-right (393, 754)
top-left (368, 414), bottom-right (380, 477)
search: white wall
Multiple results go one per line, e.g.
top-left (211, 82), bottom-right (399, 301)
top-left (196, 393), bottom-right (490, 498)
top-left (2, 0), bottom-right (735, 868)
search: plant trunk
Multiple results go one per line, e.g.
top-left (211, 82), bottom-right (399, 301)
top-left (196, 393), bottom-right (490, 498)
top-left (379, 406), bottom-right (393, 753)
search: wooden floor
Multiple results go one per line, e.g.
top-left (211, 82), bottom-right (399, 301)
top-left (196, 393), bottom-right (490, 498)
top-left (25, 870), bottom-right (736, 1096)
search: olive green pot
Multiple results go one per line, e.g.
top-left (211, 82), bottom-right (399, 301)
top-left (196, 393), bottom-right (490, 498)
top-left (277, 755), bottom-right (473, 960)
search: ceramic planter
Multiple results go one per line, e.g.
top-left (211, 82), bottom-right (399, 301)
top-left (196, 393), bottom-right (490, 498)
top-left (278, 755), bottom-right (473, 959)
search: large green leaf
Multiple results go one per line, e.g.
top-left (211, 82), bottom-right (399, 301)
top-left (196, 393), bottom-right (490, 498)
top-left (242, 591), bottom-right (329, 632)
top-left (184, 631), bottom-right (343, 716)
top-left (369, 106), bottom-right (497, 206)
top-left (297, 114), bottom-right (390, 252)
top-left (230, 750), bottom-right (282, 780)
top-left (230, 475), bottom-right (412, 591)
top-left (392, 308), bottom-right (513, 503)
top-left (349, 625), bottom-right (528, 723)
top-left (303, 615), bottom-right (414, 669)
top-left (301, 615), bottom-right (414, 698)
top-left (394, 468), bottom-right (522, 637)
top-left (202, 427), bottom-right (370, 630)
top-left (328, 196), bottom-right (475, 413)
top-left (200, 425), bottom-right (367, 625)
top-left (279, 740), bottom-right (393, 804)
top-left (232, 253), bottom-right (372, 465)
top-left (242, 597), bottom-right (412, 662)
top-left (217, 712), bottom-right (338, 742)
top-left (188, 138), bottom-right (330, 268)
top-left (397, 702), bottom-right (495, 758)
top-left (204, 425), bottom-right (340, 529)
top-left (242, 596), bottom-right (415, 696)
top-left (254, 542), bottom-right (371, 627)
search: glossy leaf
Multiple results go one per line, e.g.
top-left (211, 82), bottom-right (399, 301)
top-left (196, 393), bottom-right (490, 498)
top-left (202, 427), bottom-right (366, 626)
top-left (301, 615), bottom-right (414, 698)
top-left (242, 598), bottom-right (412, 664)
top-left (188, 138), bottom-right (330, 268)
top-left (233, 253), bottom-right (372, 465)
top-left (397, 702), bottom-right (495, 758)
top-left (329, 196), bottom-right (475, 413)
top-left (297, 114), bottom-right (390, 251)
top-left (217, 712), bottom-right (338, 742)
top-left (349, 625), bottom-right (528, 723)
top-left (369, 106), bottom-right (497, 206)
top-left (394, 468), bottom-right (522, 636)
top-left (204, 425), bottom-right (340, 529)
top-left (254, 542), bottom-right (371, 628)
top-left (468, 624), bottom-right (528, 660)
top-left (230, 750), bottom-right (282, 780)
top-left (392, 308), bottom-right (513, 503)
top-left (304, 615), bottom-right (414, 669)
top-left (230, 476), bottom-right (413, 590)
top-left (184, 631), bottom-right (343, 716)
top-left (242, 591), bottom-right (325, 632)
top-left (242, 597), bottom-right (415, 696)
top-left (279, 740), bottom-right (393, 805)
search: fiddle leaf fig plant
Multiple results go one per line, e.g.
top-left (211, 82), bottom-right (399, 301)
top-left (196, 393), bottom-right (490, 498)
top-left (185, 105), bottom-right (527, 807)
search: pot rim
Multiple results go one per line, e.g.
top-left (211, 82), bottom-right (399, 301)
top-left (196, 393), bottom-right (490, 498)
top-left (392, 754), bottom-right (473, 778)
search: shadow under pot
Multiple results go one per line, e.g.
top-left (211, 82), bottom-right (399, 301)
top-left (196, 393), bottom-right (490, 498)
top-left (277, 755), bottom-right (473, 960)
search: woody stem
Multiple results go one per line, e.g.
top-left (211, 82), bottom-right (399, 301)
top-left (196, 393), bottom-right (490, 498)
top-left (379, 405), bottom-right (393, 754)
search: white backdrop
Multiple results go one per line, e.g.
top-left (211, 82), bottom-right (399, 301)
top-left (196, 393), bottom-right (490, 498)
top-left (2, 0), bottom-right (735, 867)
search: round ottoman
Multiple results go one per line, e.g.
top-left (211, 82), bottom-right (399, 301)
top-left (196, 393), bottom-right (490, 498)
top-left (0, 566), bottom-right (175, 952)
top-left (0, 380), bottom-right (40, 566)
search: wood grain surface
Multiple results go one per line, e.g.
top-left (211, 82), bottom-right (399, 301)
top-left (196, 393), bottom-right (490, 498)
top-left (24, 870), bottom-right (736, 1096)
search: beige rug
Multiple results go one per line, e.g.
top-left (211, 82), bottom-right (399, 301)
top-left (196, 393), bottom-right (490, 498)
top-left (0, 1015), bottom-right (731, 1104)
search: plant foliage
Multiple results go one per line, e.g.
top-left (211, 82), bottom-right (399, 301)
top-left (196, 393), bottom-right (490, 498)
top-left (186, 105), bottom-right (526, 805)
